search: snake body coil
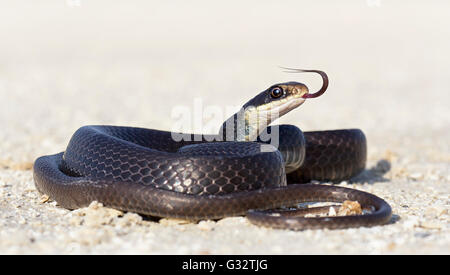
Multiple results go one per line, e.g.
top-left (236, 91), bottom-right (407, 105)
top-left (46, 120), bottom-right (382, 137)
top-left (33, 70), bottom-right (392, 230)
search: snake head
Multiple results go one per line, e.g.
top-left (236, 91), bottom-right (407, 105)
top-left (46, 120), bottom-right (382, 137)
top-left (242, 82), bottom-right (310, 127)
top-left (232, 82), bottom-right (308, 141)
top-left (221, 69), bottom-right (328, 141)
top-left (244, 82), bottom-right (309, 117)
top-left (243, 68), bottom-right (329, 119)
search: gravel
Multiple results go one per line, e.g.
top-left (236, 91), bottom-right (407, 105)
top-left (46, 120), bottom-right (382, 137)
top-left (0, 1), bottom-right (448, 254)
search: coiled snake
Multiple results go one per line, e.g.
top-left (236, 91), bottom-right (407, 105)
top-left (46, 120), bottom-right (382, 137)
top-left (33, 69), bottom-right (392, 230)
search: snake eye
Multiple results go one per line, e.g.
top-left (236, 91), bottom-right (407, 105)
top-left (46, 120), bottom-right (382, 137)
top-left (270, 87), bottom-right (283, 98)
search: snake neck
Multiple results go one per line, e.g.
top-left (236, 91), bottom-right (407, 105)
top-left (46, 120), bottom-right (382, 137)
top-left (219, 106), bottom-right (273, 142)
top-left (219, 86), bottom-right (308, 142)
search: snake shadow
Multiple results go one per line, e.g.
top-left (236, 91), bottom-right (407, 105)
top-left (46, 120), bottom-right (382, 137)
top-left (350, 159), bottom-right (392, 184)
top-left (351, 159), bottom-right (400, 225)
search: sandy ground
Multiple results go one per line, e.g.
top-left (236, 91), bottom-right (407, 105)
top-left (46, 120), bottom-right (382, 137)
top-left (0, 1), bottom-right (449, 254)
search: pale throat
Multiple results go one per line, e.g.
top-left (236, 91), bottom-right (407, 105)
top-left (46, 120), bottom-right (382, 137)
top-left (221, 97), bottom-right (306, 142)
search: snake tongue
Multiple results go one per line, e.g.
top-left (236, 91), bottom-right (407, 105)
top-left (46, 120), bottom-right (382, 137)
top-left (280, 68), bottom-right (329, 99)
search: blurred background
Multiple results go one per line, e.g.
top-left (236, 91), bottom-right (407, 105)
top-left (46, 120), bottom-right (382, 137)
top-left (0, 0), bottom-right (449, 163)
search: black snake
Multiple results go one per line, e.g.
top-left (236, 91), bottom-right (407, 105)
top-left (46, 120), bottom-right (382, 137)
top-left (33, 69), bottom-right (392, 230)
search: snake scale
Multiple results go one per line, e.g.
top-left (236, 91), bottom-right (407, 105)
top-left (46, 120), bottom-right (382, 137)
top-left (33, 69), bottom-right (392, 230)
